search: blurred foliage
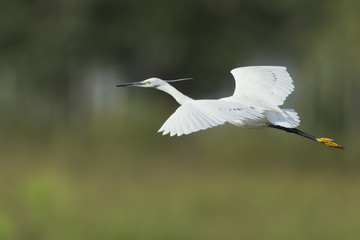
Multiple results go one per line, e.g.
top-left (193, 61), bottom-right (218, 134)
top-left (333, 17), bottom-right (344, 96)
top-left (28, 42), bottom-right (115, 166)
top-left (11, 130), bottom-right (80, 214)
top-left (1, 0), bottom-right (360, 239)
top-left (0, 0), bottom-right (359, 132)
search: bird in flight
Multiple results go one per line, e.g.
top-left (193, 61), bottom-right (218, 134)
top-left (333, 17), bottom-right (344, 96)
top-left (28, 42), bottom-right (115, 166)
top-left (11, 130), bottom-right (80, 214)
top-left (117, 66), bottom-right (343, 149)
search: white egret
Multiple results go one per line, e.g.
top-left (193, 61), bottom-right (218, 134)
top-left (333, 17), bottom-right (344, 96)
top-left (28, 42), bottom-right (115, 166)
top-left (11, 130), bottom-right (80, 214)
top-left (117, 66), bottom-right (343, 149)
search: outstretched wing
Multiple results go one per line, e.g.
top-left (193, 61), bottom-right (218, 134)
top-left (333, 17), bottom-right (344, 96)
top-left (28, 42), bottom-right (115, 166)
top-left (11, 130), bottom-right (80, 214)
top-left (158, 100), bottom-right (263, 136)
top-left (230, 66), bottom-right (294, 106)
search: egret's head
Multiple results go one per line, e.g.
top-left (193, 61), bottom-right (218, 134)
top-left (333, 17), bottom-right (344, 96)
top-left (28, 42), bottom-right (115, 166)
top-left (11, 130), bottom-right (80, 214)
top-left (116, 77), bottom-right (191, 88)
top-left (140, 78), bottom-right (166, 88)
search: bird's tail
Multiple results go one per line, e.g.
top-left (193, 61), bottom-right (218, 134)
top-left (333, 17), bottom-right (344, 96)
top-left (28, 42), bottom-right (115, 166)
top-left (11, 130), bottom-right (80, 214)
top-left (271, 125), bottom-right (344, 149)
top-left (266, 109), bottom-right (300, 128)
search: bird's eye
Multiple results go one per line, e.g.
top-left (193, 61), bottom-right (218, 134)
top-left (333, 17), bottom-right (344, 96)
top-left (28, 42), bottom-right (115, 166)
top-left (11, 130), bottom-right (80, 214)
top-left (145, 81), bottom-right (151, 85)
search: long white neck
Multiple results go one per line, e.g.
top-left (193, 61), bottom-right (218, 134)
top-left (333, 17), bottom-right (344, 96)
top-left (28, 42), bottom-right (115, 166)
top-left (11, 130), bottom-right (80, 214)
top-left (156, 83), bottom-right (193, 105)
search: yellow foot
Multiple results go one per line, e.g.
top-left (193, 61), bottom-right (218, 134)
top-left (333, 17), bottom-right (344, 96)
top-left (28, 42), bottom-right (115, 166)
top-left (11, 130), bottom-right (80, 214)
top-left (317, 137), bottom-right (344, 149)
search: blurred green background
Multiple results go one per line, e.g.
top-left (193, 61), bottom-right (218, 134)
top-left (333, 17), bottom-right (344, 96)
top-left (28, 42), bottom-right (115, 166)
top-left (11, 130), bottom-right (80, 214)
top-left (1, 0), bottom-right (360, 239)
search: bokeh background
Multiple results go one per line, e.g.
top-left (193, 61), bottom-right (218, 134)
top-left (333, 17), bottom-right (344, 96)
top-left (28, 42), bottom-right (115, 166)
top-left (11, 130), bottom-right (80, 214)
top-left (1, 0), bottom-right (360, 239)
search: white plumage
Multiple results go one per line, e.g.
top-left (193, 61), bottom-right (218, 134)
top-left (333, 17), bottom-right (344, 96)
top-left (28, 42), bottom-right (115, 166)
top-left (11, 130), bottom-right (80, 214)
top-left (118, 66), bottom-right (300, 137)
top-left (117, 67), bottom-right (345, 150)
top-left (158, 66), bottom-right (300, 136)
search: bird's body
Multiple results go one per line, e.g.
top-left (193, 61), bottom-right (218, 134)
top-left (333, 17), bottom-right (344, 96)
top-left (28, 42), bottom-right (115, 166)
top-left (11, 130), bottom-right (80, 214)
top-left (117, 66), bottom-right (343, 149)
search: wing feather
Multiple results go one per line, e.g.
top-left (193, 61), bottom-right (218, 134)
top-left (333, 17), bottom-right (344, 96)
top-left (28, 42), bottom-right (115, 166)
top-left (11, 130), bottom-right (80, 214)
top-left (186, 112), bottom-right (200, 132)
top-left (181, 114), bottom-right (192, 135)
top-left (230, 66), bottom-right (294, 106)
top-left (158, 100), bottom-right (264, 136)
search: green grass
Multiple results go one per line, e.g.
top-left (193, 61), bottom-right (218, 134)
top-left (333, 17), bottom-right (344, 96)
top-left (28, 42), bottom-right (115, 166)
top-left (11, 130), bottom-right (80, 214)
top-left (0, 115), bottom-right (359, 240)
top-left (1, 162), bottom-right (360, 240)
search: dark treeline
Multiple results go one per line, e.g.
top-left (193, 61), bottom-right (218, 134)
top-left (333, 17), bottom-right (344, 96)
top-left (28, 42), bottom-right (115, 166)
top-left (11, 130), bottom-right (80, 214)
top-left (0, 0), bottom-right (359, 135)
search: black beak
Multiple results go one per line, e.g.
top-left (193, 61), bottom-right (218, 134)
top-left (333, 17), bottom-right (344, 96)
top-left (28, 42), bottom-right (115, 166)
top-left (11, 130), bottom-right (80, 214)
top-left (116, 82), bottom-right (144, 87)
